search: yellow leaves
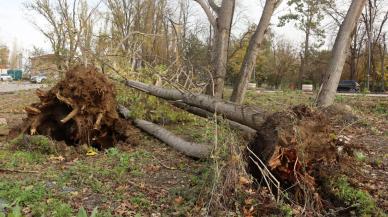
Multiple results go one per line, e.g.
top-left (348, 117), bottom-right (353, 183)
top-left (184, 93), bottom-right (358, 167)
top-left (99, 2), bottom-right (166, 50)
top-left (86, 147), bottom-right (98, 156)
top-left (48, 155), bottom-right (65, 162)
top-left (174, 196), bottom-right (184, 205)
top-left (239, 176), bottom-right (251, 186)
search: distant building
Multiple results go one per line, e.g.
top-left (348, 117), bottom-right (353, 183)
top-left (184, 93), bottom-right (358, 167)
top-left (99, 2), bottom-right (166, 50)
top-left (0, 68), bottom-right (9, 74)
top-left (29, 54), bottom-right (62, 77)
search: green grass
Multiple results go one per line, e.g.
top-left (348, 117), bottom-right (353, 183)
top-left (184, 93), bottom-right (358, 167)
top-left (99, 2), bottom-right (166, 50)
top-left (9, 135), bottom-right (57, 154)
top-left (331, 176), bottom-right (382, 216)
top-left (0, 150), bottom-right (45, 168)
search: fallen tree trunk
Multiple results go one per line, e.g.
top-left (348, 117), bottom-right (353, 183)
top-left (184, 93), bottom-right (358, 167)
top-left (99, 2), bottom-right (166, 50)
top-left (118, 105), bottom-right (210, 158)
top-left (170, 101), bottom-right (256, 135)
top-left (125, 80), bottom-right (268, 130)
top-left (122, 81), bottom-right (342, 209)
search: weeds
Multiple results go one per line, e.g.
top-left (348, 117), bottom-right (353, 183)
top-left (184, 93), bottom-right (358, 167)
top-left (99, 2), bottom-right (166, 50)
top-left (332, 176), bottom-right (379, 216)
top-left (9, 135), bottom-right (56, 154)
top-left (355, 151), bottom-right (367, 162)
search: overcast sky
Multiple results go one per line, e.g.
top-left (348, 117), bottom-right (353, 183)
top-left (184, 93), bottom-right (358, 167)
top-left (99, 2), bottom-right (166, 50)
top-left (0, 0), bottom-right (386, 56)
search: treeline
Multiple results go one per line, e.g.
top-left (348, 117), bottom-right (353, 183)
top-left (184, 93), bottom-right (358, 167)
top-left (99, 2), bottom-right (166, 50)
top-left (25, 0), bottom-right (387, 99)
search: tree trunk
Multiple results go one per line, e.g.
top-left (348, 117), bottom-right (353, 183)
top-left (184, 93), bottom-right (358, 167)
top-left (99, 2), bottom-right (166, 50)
top-left (118, 105), bottom-right (210, 158)
top-left (170, 101), bottom-right (256, 134)
top-left (381, 34), bottom-right (386, 92)
top-left (316, 0), bottom-right (367, 107)
top-left (299, 27), bottom-right (310, 89)
top-left (350, 27), bottom-right (358, 80)
top-left (230, 0), bottom-right (281, 104)
top-left (125, 80), bottom-right (268, 130)
top-left (209, 0), bottom-right (235, 98)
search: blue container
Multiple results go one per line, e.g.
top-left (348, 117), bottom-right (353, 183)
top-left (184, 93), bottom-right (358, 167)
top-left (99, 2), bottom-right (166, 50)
top-left (7, 69), bottom-right (23, 80)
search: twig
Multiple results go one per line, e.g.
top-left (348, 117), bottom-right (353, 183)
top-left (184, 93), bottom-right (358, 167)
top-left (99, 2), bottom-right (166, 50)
top-left (247, 147), bottom-right (281, 202)
top-left (151, 155), bottom-right (176, 170)
top-left (0, 168), bottom-right (39, 173)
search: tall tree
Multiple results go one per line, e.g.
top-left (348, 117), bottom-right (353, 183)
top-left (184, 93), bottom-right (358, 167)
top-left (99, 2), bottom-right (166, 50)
top-left (194, 0), bottom-right (236, 98)
top-left (362, 0), bottom-right (388, 90)
top-left (316, 0), bottom-right (367, 107)
top-left (25, 0), bottom-right (98, 70)
top-left (9, 40), bottom-right (20, 69)
top-left (380, 33), bottom-right (386, 92)
top-left (0, 45), bottom-right (9, 69)
top-left (230, 0), bottom-right (282, 104)
top-left (279, 0), bottom-right (326, 89)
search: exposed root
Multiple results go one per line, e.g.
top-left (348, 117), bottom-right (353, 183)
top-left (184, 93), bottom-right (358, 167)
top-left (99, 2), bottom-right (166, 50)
top-left (14, 65), bottom-right (140, 149)
top-left (61, 107), bottom-right (79, 124)
top-left (247, 105), bottom-right (339, 212)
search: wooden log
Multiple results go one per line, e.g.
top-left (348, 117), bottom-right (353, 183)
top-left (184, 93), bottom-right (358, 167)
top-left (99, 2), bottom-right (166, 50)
top-left (125, 80), bottom-right (268, 130)
top-left (170, 101), bottom-right (256, 135)
top-left (118, 105), bottom-right (210, 159)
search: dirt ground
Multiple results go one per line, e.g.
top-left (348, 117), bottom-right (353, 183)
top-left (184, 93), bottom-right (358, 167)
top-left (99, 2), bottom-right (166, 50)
top-left (0, 88), bottom-right (387, 216)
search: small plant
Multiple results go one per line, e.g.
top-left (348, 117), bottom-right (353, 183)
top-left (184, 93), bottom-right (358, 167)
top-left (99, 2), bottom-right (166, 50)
top-left (130, 194), bottom-right (150, 208)
top-left (278, 203), bottom-right (293, 217)
top-left (354, 151), bottom-right (366, 162)
top-left (373, 103), bottom-right (388, 115)
top-left (332, 176), bottom-right (378, 216)
top-left (77, 207), bottom-right (99, 217)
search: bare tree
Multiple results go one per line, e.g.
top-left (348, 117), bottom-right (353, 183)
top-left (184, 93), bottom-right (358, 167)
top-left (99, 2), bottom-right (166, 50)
top-left (25, 0), bottom-right (98, 70)
top-left (0, 45), bottom-right (10, 69)
top-left (194, 0), bottom-right (235, 98)
top-left (230, 0), bottom-right (282, 104)
top-left (362, 0), bottom-right (388, 90)
top-left (279, 0), bottom-right (326, 89)
top-left (316, 0), bottom-right (367, 107)
top-left (380, 33), bottom-right (386, 92)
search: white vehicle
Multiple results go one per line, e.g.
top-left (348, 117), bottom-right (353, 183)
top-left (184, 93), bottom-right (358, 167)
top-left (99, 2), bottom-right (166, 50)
top-left (30, 74), bottom-right (47, 83)
top-left (0, 73), bottom-right (13, 81)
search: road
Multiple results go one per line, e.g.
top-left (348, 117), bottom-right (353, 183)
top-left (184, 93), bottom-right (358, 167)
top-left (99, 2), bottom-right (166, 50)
top-left (255, 90), bottom-right (388, 97)
top-left (0, 81), bottom-right (45, 93)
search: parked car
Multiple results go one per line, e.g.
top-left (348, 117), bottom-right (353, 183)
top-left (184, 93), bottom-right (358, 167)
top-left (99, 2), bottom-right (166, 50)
top-left (337, 80), bottom-right (360, 92)
top-left (30, 74), bottom-right (47, 83)
top-left (0, 73), bottom-right (13, 81)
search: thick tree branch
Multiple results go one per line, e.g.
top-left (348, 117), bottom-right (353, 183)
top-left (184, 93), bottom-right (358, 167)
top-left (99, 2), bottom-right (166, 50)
top-left (208, 0), bottom-right (220, 13)
top-left (194, 0), bottom-right (217, 28)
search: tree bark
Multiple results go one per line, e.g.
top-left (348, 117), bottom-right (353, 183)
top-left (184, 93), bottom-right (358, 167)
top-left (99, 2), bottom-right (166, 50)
top-left (118, 105), bottom-right (210, 159)
top-left (316, 0), bottom-right (367, 107)
top-left (230, 0), bottom-right (281, 104)
top-left (125, 80), bottom-right (268, 130)
top-left (349, 26), bottom-right (358, 80)
top-left (170, 101), bottom-right (256, 134)
top-left (381, 34), bottom-right (386, 92)
top-left (195, 0), bottom-right (235, 98)
top-left (299, 24), bottom-right (311, 89)
top-left (210, 0), bottom-right (235, 98)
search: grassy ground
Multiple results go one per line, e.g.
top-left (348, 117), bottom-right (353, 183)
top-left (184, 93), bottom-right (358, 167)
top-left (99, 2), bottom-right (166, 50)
top-left (0, 89), bottom-right (387, 216)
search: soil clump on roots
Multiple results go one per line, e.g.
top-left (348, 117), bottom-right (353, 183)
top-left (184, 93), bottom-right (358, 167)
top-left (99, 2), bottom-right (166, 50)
top-left (247, 105), bottom-right (341, 211)
top-left (16, 66), bottom-right (139, 149)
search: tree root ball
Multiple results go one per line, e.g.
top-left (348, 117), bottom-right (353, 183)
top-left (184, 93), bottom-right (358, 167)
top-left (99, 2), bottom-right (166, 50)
top-left (246, 105), bottom-right (339, 209)
top-left (19, 66), bottom-right (139, 149)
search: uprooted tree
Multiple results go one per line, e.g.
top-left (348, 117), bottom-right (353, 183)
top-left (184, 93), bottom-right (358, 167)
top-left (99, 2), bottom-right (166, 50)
top-left (11, 64), bottom-right (369, 212)
top-left (19, 66), bottom-right (140, 149)
top-left (124, 79), bottom-right (346, 209)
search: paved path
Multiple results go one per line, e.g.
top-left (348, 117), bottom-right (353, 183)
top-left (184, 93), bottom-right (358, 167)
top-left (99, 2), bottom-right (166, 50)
top-left (336, 92), bottom-right (388, 97)
top-left (0, 81), bottom-right (45, 93)
top-left (256, 90), bottom-right (388, 97)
